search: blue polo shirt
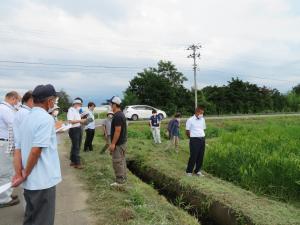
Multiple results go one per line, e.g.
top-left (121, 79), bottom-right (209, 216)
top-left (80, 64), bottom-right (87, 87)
top-left (17, 107), bottom-right (62, 190)
top-left (150, 115), bottom-right (161, 127)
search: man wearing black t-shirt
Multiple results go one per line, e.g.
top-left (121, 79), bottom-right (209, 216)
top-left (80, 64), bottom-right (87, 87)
top-left (109, 96), bottom-right (127, 186)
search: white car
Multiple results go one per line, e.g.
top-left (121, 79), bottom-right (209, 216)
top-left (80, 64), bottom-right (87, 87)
top-left (124, 105), bottom-right (167, 121)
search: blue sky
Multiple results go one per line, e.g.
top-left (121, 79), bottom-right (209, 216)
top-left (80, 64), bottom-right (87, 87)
top-left (0, 0), bottom-right (299, 105)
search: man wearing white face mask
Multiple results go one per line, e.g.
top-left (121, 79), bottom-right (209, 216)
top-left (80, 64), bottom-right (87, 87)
top-left (49, 105), bottom-right (63, 144)
top-left (0, 91), bottom-right (21, 208)
top-left (49, 105), bottom-right (60, 121)
top-left (185, 106), bottom-right (206, 177)
top-left (67, 99), bottom-right (87, 169)
top-left (12, 84), bottom-right (61, 225)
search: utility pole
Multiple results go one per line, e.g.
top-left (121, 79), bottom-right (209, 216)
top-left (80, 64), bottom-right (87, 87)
top-left (187, 44), bottom-right (201, 109)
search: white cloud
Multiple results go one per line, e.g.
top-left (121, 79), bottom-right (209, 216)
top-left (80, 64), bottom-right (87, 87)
top-left (0, 0), bottom-right (299, 102)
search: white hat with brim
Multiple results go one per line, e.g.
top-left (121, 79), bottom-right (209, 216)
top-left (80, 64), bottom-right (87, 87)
top-left (72, 99), bottom-right (82, 105)
top-left (110, 96), bottom-right (122, 105)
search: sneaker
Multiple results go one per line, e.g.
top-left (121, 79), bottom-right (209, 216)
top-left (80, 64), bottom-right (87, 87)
top-left (0, 198), bottom-right (20, 208)
top-left (110, 182), bottom-right (125, 187)
top-left (186, 173), bottom-right (193, 177)
top-left (70, 162), bottom-right (76, 167)
top-left (196, 171), bottom-right (204, 177)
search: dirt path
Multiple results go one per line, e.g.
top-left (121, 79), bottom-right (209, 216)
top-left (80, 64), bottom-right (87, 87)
top-left (0, 138), bottom-right (95, 225)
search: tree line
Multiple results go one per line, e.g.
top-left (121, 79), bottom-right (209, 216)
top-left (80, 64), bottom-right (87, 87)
top-left (123, 60), bottom-right (300, 116)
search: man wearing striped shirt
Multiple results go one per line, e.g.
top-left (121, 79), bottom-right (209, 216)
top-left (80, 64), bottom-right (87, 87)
top-left (0, 91), bottom-right (21, 208)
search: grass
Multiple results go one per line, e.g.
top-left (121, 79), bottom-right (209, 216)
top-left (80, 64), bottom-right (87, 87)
top-left (76, 116), bottom-right (300, 225)
top-left (128, 117), bottom-right (300, 203)
top-left (76, 132), bottom-right (199, 225)
top-left (204, 117), bottom-right (300, 202)
top-left (124, 138), bottom-right (300, 225)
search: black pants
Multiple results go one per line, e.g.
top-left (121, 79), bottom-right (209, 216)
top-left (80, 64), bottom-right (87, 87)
top-left (84, 129), bottom-right (95, 151)
top-left (69, 127), bottom-right (82, 165)
top-left (23, 186), bottom-right (56, 225)
top-left (186, 137), bottom-right (206, 173)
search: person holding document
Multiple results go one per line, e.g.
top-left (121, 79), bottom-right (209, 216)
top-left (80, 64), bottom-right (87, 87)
top-left (67, 98), bottom-right (87, 169)
top-left (12, 84), bottom-right (62, 225)
top-left (0, 91), bottom-right (20, 208)
top-left (83, 102), bottom-right (96, 152)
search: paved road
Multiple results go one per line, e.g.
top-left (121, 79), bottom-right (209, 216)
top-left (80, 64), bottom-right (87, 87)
top-left (95, 113), bottom-right (300, 126)
top-left (0, 137), bottom-right (94, 225)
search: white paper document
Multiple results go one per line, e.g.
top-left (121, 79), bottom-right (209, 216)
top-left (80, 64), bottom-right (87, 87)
top-left (56, 124), bottom-right (72, 133)
top-left (0, 182), bottom-right (12, 194)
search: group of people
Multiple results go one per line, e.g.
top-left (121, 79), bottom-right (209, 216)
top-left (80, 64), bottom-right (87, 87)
top-left (66, 95), bottom-right (128, 186)
top-left (148, 107), bottom-right (206, 176)
top-left (0, 83), bottom-right (206, 225)
top-left (0, 84), bottom-right (128, 225)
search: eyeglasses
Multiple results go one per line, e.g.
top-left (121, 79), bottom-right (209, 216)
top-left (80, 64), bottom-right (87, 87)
top-left (48, 97), bottom-right (57, 103)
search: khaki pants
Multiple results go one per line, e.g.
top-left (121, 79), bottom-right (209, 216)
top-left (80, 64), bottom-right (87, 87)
top-left (0, 141), bottom-right (13, 204)
top-left (106, 135), bottom-right (111, 145)
top-left (151, 127), bottom-right (161, 144)
top-left (165, 136), bottom-right (179, 151)
top-left (112, 143), bottom-right (127, 184)
top-left (171, 136), bottom-right (179, 149)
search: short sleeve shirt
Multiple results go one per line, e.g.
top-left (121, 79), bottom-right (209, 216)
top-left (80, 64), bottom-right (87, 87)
top-left (19, 107), bottom-right (62, 190)
top-left (150, 115), bottom-right (160, 127)
top-left (186, 115), bottom-right (206, 138)
top-left (104, 118), bottom-right (112, 135)
top-left (13, 105), bottom-right (31, 149)
top-left (171, 119), bottom-right (180, 136)
top-left (67, 107), bottom-right (81, 128)
top-left (0, 101), bottom-right (16, 139)
top-left (111, 111), bottom-right (127, 145)
top-left (85, 110), bottom-right (95, 130)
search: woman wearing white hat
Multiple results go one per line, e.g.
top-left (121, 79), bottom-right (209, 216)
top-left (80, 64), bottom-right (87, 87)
top-left (67, 99), bottom-right (87, 169)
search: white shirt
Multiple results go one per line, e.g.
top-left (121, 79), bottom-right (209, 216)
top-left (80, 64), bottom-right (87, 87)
top-left (85, 110), bottom-right (95, 130)
top-left (67, 107), bottom-right (81, 128)
top-left (0, 101), bottom-right (16, 139)
top-left (17, 107), bottom-right (62, 190)
top-left (13, 105), bottom-right (31, 149)
top-left (186, 115), bottom-right (206, 138)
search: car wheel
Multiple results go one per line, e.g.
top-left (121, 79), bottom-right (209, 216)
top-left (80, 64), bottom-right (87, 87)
top-left (131, 114), bottom-right (139, 121)
top-left (158, 113), bottom-right (164, 120)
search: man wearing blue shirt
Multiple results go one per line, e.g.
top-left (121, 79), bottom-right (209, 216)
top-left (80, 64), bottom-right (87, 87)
top-left (12, 84), bottom-right (62, 225)
top-left (149, 110), bottom-right (161, 144)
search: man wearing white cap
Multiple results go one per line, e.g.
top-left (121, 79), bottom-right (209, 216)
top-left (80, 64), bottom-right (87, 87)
top-left (109, 96), bottom-right (127, 186)
top-left (67, 99), bottom-right (87, 169)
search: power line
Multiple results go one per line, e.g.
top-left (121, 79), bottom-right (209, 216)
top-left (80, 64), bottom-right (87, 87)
top-left (0, 60), bottom-right (142, 69)
top-left (0, 59), bottom-right (297, 86)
